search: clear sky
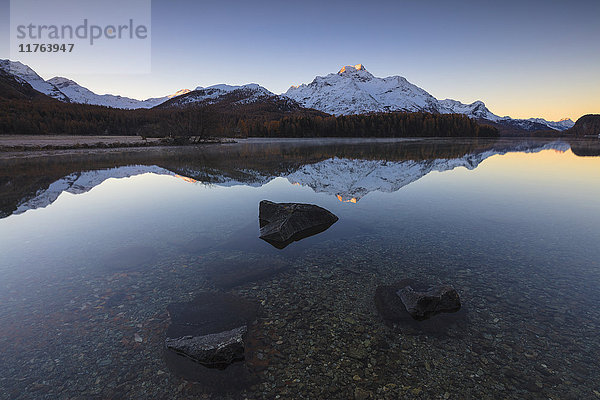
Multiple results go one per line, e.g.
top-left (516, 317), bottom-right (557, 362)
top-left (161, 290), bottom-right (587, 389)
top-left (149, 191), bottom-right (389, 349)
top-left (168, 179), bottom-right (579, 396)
top-left (1, 0), bottom-right (598, 121)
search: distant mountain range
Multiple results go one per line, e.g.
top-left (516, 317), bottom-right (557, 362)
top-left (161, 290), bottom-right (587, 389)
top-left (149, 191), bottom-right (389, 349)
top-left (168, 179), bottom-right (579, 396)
top-left (285, 64), bottom-right (574, 132)
top-left (158, 83), bottom-right (284, 108)
top-left (0, 60), bottom-right (184, 109)
top-left (0, 59), bottom-right (574, 132)
top-left (47, 77), bottom-right (173, 109)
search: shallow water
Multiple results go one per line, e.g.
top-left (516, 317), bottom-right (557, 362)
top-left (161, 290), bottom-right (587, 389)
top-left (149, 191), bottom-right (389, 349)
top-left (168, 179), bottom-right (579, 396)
top-left (0, 138), bottom-right (599, 399)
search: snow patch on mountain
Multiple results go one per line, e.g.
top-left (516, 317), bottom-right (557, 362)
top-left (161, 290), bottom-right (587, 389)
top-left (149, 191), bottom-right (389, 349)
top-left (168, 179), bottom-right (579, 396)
top-left (437, 99), bottom-right (501, 121)
top-left (339, 64), bottom-right (366, 73)
top-left (194, 83), bottom-right (266, 93)
top-left (524, 118), bottom-right (575, 131)
top-left (169, 89), bottom-right (192, 98)
top-left (166, 83), bottom-right (277, 107)
top-left (47, 77), bottom-right (172, 109)
top-left (0, 59), bottom-right (69, 101)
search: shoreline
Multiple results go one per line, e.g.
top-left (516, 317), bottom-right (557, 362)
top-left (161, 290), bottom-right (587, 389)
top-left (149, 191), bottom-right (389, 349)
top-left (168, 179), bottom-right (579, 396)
top-left (0, 135), bottom-right (236, 153)
top-left (0, 135), bottom-right (588, 160)
top-left (0, 135), bottom-right (162, 149)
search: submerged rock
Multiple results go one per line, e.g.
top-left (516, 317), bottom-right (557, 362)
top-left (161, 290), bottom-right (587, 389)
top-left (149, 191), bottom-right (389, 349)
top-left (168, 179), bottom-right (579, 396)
top-left (165, 326), bottom-right (247, 368)
top-left (165, 293), bottom-right (258, 370)
top-left (375, 279), bottom-right (465, 334)
top-left (398, 284), bottom-right (461, 320)
top-left (258, 200), bottom-right (338, 249)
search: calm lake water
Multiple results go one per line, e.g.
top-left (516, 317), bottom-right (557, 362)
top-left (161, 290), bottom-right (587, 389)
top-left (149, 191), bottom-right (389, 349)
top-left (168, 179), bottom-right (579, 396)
top-left (0, 138), bottom-right (599, 399)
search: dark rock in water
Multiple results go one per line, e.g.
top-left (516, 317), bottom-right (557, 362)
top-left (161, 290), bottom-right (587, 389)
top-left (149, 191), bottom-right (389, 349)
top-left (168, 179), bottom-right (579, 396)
top-left (258, 200), bottom-right (338, 249)
top-left (375, 279), bottom-right (466, 335)
top-left (164, 293), bottom-right (261, 394)
top-left (166, 326), bottom-right (247, 369)
top-left (165, 293), bottom-right (258, 368)
top-left (398, 284), bottom-right (461, 320)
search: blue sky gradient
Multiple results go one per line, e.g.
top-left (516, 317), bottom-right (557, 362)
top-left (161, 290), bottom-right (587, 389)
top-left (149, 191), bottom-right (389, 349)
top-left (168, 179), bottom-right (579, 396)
top-left (1, 0), bottom-right (598, 120)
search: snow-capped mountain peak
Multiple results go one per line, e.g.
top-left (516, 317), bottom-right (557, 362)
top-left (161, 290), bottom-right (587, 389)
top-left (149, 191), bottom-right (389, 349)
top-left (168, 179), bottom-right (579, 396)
top-left (284, 64), bottom-right (441, 115)
top-left (0, 59), bottom-right (69, 102)
top-left (168, 89), bottom-right (191, 98)
top-left (524, 117), bottom-right (575, 131)
top-left (437, 99), bottom-right (501, 121)
top-left (163, 83), bottom-right (278, 107)
top-left (338, 64), bottom-right (367, 74)
top-left (47, 76), bottom-right (169, 109)
top-left (194, 83), bottom-right (267, 93)
top-left (283, 64), bottom-right (572, 131)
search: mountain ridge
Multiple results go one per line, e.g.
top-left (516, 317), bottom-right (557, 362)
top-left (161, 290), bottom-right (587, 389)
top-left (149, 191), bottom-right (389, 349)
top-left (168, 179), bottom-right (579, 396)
top-left (284, 64), bottom-right (573, 132)
top-left (0, 60), bottom-right (69, 102)
top-left (47, 77), bottom-right (172, 109)
top-left (161, 83), bottom-right (277, 108)
top-left (0, 59), bottom-right (575, 131)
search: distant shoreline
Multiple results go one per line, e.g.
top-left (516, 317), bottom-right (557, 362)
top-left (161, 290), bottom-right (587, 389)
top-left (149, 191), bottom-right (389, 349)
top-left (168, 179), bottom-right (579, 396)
top-left (0, 135), bottom-right (237, 153)
top-left (0, 135), bottom-right (161, 150)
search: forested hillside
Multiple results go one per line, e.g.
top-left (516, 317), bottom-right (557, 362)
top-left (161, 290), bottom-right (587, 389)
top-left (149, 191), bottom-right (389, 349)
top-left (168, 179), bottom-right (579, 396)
top-left (0, 95), bottom-right (498, 138)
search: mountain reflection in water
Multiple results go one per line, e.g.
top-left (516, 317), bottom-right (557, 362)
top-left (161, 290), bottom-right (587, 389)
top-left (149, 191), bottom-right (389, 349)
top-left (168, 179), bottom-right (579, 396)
top-left (0, 138), bottom-right (577, 218)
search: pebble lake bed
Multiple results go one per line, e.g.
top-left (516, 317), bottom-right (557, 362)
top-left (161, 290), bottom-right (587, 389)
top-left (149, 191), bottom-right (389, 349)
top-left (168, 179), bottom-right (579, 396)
top-left (0, 138), bottom-right (599, 399)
